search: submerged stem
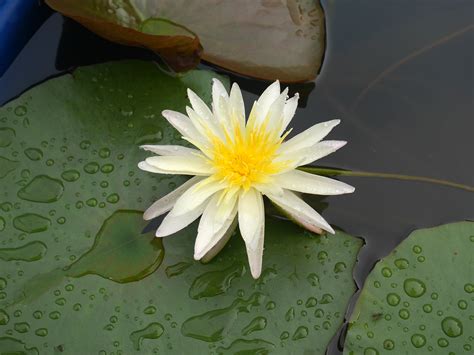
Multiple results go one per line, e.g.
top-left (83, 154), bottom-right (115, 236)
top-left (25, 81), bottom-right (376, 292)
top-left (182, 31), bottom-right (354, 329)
top-left (299, 167), bottom-right (474, 193)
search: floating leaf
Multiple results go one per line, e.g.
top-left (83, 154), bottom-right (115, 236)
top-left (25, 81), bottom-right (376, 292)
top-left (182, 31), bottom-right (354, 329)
top-left (46, 0), bottom-right (325, 82)
top-left (45, 0), bottom-right (202, 72)
top-left (344, 221), bottom-right (474, 354)
top-left (0, 60), bottom-right (359, 353)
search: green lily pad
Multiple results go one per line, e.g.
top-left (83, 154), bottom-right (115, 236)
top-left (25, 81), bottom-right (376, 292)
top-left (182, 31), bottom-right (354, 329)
top-left (0, 60), bottom-right (361, 353)
top-left (344, 221), bottom-right (474, 355)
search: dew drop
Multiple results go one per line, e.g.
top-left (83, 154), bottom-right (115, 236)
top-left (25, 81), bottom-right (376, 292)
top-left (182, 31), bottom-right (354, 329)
top-left (84, 162), bottom-right (100, 174)
top-left (403, 278), bottom-right (426, 298)
top-left (386, 293), bottom-right (400, 306)
top-left (364, 348), bottom-right (379, 355)
top-left (399, 309), bottom-right (410, 320)
top-left (13, 213), bottom-right (51, 233)
top-left (381, 267), bottom-right (392, 277)
top-left (35, 328), bottom-right (48, 337)
top-left (106, 193), bottom-right (120, 204)
top-left (441, 316), bottom-right (463, 337)
top-left (0, 309), bottom-right (9, 325)
top-left (14, 105), bottom-right (27, 116)
top-left (394, 258), bottom-right (409, 269)
top-left (0, 128), bottom-right (16, 147)
top-left (129, 322), bottom-right (164, 350)
top-left (101, 164), bottom-right (114, 173)
top-left (334, 262), bottom-right (346, 273)
top-left (61, 170), bottom-right (80, 182)
top-left (383, 339), bottom-right (395, 350)
top-left (306, 273), bottom-right (319, 286)
top-left (411, 334), bottom-right (426, 348)
top-left (144, 305), bottom-right (156, 315)
top-left (292, 326), bottom-right (308, 340)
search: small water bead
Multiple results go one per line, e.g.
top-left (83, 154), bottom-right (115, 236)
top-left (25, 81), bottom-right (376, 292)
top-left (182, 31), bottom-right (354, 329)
top-left (317, 251), bottom-right (328, 262)
top-left (75, 201), bottom-right (84, 209)
top-left (411, 334), bottom-right (426, 348)
top-left (457, 300), bottom-right (467, 310)
top-left (80, 140), bottom-right (91, 150)
top-left (73, 303), bottom-right (82, 311)
top-left (412, 245), bottom-right (422, 254)
top-left (394, 258), bottom-right (409, 270)
top-left (101, 164), bottom-right (114, 173)
top-left (417, 256), bottom-right (425, 263)
top-left (364, 348), bottom-right (379, 355)
top-left (307, 273), bottom-right (319, 286)
top-left (13, 310), bottom-right (22, 317)
top-left (399, 309), bottom-right (410, 320)
top-left (320, 294), bottom-right (333, 304)
top-left (35, 328), bottom-right (48, 337)
top-left (381, 267), bottom-right (392, 277)
top-left (144, 305), bottom-right (156, 315)
top-left (431, 292), bottom-right (438, 300)
top-left (314, 309), bottom-right (324, 318)
top-left (441, 317), bottom-right (463, 337)
top-left (123, 180), bottom-right (130, 187)
top-left (55, 298), bottom-right (66, 306)
top-left (86, 198), bottom-right (98, 207)
top-left (84, 162), bottom-right (100, 174)
top-left (464, 344), bottom-right (472, 351)
top-left (437, 310), bottom-right (444, 316)
top-left (99, 148), bottom-right (111, 158)
top-left (65, 284), bottom-right (74, 292)
top-left (14, 105), bottom-right (27, 116)
top-left (61, 170), bottom-right (80, 182)
top-left (464, 283), bottom-right (474, 293)
top-left (403, 278), bottom-right (426, 298)
top-left (305, 297), bottom-right (317, 308)
top-left (292, 326), bottom-right (308, 340)
top-left (280, 331), bottom-right (289, 340)
top-left (24, 147), bottom-right (43, 161)
top-left (33, 311), bottom-right (43, 319)
top-left (387, 293), bottom-right (400, 306)
top-left (0, 217), bottom-right (4, 232)
top-left (0, 278), bottom-right (6, 290)
top-left (107, 193), bottom-right (120, 204)
top-left (100, 181), bottom-right (109, 188)
top-left (46, 159), bottom-right (54, 166)
top-left (14, 322), bottom-right (30, 333)
top-left (110, 316), bottom-right (118, 323)
top-left (49, 311), bottom-right (61, 320)
top-left (0, 310), bottom-right (9, 325)
top-left (383, 339), bottom-right (395, 350)
top-left (297, 299), bottom-right (303, 306)
top-left (266, 301), bottom-right (276, 310)
top-left (334, 262), bottom-right (346, 273)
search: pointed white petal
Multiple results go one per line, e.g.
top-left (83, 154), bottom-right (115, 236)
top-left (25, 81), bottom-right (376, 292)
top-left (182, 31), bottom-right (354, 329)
top-left (186, 106), bottom-right (221, 140)
top-left (279, 140), bottom-right (347, 166)
top-left (267, 88), bottom-right (288, 130)
top-left (138, 161), bottom-right (165, 174)
top-left (246, 231), bottom-right (264, 279)
top-left (274, 170), bottom-right (355, 195)
top-left (201, 218), bottom-right (238, 263)
top-left (162, 110), bottom-right (206, 145)
top-left (229, 83), bottom-right (245, 128)
top-left (281, 93), bottom-right (299, 133)
top-left (254, 80), bottom-right (280, 126)
top-left (212, 78), bottom-right (229, 104)
top-left (254, 182), bottom-right (284, 197)
top-left (171, 177), bottom-right (226, 216)
top-left (280, 119), bottom-right (341, 153)
top-left (238, 188), bottom-right (264, 250)
top-left (155, 201), bottom-right (207, 237)
top-left (145, 155), bottom-right (212, 176)
top-left (143, 176), bottom-right (204, 220)
top-left (140, 144), bottom-right (199, 156)
top-left (194, 193), bottom-right (238, 260)
top-left (267, 189), bottom-right (334, 234)
top-left (187, 89), bottom-right (214, 122)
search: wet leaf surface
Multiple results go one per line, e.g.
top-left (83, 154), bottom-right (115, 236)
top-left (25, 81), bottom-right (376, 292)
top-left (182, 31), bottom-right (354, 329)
top-left (344, 221), bottom-right (474, 354)
top-left (0, 60), bottom-right (361, 353)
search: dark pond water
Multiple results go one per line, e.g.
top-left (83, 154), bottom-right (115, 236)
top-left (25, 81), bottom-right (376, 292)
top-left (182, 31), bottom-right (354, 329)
top-left (0, 1), bottom-right (472, 353)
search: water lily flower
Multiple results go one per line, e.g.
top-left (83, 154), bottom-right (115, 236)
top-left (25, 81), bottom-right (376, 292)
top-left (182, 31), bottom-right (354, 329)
top-left (138, 79), bottom-right (354, 278)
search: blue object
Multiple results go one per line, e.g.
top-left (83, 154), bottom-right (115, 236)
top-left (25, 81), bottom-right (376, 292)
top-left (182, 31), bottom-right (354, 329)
top-left (0, 0), bottom-right (52, 76)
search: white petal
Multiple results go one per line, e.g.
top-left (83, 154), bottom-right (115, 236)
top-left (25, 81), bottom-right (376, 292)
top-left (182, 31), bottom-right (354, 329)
top-left (282, 140), bottom-right (347, 166)
top-left (162, 110), bottom-right (206, 145)
top-left (186, 106), bottom-right (221, 140)
top-left (267, 88), bottom-right (288, 130)
top-left (140, 144), bottom-right (199, 156)
top-left (238, 188), bottom-right (264, 250)
top-left (171, 177), bottom-right (226, 216)
top-left (155, 201), bottom-right (207, 237)
top-left (194, 193), bottom-right (238, 260)
top-left (246, 231), bottom-right (264, 279)
top-left (187, 89), bottom-right (214, 122)
top-left (143, 176), bottom-right (204, 220)
top-left (212, 78), bottom-right (229, 104)
top-left (280, 119), bottom-right (341, 153)
top-left (280, 93), bottom-right (299, 133)
top-left (267, 189), bottom-right (334, 234)
top-left (146, 155), bottom-right (211, 176)
top-left (138, 161), bottom-right (165, 174)
top-left (201, 218), bottom-right (238, 263)
top-left (229, 83), bottom-right (245, 128)
top-left (254, 182), bottom-right (284, 197)
top-left (254, 80), bottom-right (280, 126)
top-left (274, 170), bottom-right (355, 195)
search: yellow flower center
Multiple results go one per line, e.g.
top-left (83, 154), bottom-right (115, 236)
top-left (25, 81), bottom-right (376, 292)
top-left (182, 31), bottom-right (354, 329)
top-left (209, 122), bottom-right (288, 190)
